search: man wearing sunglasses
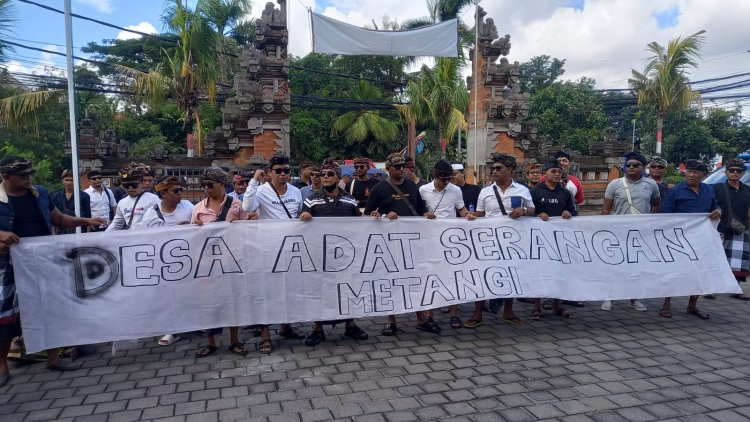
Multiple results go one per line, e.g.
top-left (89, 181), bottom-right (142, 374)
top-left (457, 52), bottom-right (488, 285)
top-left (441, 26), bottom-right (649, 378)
top-left (0, 156), bottom-right (107, 383)
top-left (710, 158), bottom-right (750, 301)
top-left (243, 154), bottom-right (306, 352)
top-left (365, 152), bottom-right (433, 336)
top-left (661, 159), bottom-right (721, 319)
top-left (106, 167), bottom-right (160, 231)
top-left (404, 156), bottom-right (428, 188)
top-left (600, 152), bottom-right (661, 312)
top-left (84, 170), bottom-right (117, 231)
top-left (345, 157), bottom-right (379, 212)
top-left (299, 158), bottom-right (368, 346)
top-left (647, 156), bottom-right (670, 199)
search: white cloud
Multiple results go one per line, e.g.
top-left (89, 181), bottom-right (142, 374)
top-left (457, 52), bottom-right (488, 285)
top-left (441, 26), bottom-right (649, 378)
top-left (75, 0), bottom-right (115, 14)
top-left (116, 21), bottom-right (158, 40)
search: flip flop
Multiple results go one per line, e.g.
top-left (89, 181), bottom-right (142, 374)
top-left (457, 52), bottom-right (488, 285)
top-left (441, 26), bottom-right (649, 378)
top-left (730, 294), bottom-right (750, 301)
top-left (416, 320), bottom-right (441, 334)
top-left (659, 308), bottom-right (672, 318)
top-left (195, 344), bottom-right (217, 358)
top-left (228, 343), bottom-right (248, 356)
top-left (158, 334), bottom-right (180, 346)
top-left (530, 309), bottom-right (541, 320)
top-left (542, 300), bottom-right (553, 310)
top-left (449, 316), bottom-right (462, 329)
top-left (687, 308), bottom-right (710, 320)
top-left (502, 316), bottom-right (525, 326)
top-left (463, 319), bottom-right (483, 329)
top-left (555, 308), bottom-right (576, 319)
top-left (258, 339), bottom-right (272, 355)
top-left (381, 323), bottom-right (398, 336)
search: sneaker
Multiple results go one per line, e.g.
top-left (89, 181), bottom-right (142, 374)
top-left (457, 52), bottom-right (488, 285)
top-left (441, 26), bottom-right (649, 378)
top-left (304, 330), bottom-right (325, 347)
top-left (630, 299), bottom-right (647, 311)
top-left (601, 300), bottom-right (612, 311)
top-left (344, 324), bottom-right (368, 341)
top-left (46, 358), bottom-right (83, 372)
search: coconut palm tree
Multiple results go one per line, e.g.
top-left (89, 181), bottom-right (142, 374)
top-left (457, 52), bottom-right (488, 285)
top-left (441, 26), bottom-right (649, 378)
top-left (196, 0), bottom-right (254, 84)
top-left (331, 79), bottom-right (400, 154)
top-left (628, 30), bottom-right (706, 154)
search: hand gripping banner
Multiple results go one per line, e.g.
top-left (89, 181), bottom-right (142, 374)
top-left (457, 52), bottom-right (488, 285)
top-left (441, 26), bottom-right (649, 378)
top-left (11, 214), bottom-right (740, 352)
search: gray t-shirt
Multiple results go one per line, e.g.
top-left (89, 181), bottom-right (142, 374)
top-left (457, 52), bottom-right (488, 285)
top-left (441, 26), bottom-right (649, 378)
top-left (604, 176), bottom-right (660, 215)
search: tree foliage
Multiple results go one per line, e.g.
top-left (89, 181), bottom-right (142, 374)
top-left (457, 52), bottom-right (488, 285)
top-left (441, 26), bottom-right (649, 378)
top-left (519, 55), bottom-right (566, 93)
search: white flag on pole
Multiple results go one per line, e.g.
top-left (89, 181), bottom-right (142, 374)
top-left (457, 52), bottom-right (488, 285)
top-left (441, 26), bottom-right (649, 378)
top-left (311, 12), bottom-right (459, 57)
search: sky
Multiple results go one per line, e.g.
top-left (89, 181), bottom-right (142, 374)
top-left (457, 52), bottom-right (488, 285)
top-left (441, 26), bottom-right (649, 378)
top-left (4, 0), bottom-right (750, 111)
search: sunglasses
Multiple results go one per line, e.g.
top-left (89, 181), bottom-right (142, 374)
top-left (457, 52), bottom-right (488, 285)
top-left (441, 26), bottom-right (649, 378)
top-left (354, 165), bottom-right (368, 169)
top-left (649, 165), bottom-right (666, 170)
top-left (728, 168), bottom-right (745, 174)
top-left (436, 172), bottom-right (452, 180)
top-left (272, 168), bottom-right (291, 174)
top-left (169, 187), bottom-right (184, 194)
top-left (310, 173), bottom-right (322, 177)
top-left (89, 176), bottom-right (101, 180)
top-left (321, 171), bottom-right (337, 178)
top-left (625, 163), bottom-right (642, 168)
top-left (122, 182), bottom-right (139, 189)
top-left (492, 165), bottom-right (506, 172)
top-left (201, 182), bottom-right (215, 189)
top-left (390, 164), bottom-right (405, 170)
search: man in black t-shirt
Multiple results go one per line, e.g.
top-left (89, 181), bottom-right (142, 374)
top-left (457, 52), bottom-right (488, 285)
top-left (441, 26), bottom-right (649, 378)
top-left (451, 163), bottom-right (481, 215)
top-left (529, 161), bottom-right (577, 320)
top-left (365, 153), bottom-right (436, 337)
top-left (300, 159), bottom-right (367, 346)
top-left (405, 156), bottom-right (428, 187)
top-left (345, 156), bottom-right (379, 211)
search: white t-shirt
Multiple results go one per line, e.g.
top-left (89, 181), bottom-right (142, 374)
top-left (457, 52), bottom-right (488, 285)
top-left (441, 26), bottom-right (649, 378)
top-left (242, 180), bottom-right (303, 219)
top-left (477, 181), bottom-right (535, 217)
top-left (106, 192), bottom-right (161, 231)
top-left (419, 181), bottom-right (464, 218)
top-left (140, 200), bottom-right (195, 228)
top-left (84, 186), bottom-right (117, 223)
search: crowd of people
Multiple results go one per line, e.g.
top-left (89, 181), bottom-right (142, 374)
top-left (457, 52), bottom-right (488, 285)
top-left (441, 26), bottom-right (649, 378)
top-left (0, 149), bottom-right (747, 387)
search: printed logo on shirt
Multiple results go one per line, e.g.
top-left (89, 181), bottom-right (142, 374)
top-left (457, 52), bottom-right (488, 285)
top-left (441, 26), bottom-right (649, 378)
top-left (391, 193), bottom-right (409, 201)
top-left (272, 198), bottom-right (298, 206)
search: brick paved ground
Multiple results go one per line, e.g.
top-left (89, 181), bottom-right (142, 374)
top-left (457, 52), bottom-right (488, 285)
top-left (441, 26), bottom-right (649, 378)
top-left (2, 289), bottom-right (750, 422)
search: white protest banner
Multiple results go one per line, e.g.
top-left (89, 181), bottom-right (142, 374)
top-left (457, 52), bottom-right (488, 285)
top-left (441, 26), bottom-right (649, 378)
top-left (311, 13), bottom-right (459, 57)
top-left (11, 214), bottom-right (739, 352)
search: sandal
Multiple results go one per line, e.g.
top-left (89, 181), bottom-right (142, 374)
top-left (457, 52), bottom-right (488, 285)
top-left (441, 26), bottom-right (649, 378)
top-left (542, 300), bottom-right (553, 310)
top-left (463, 319), bottom-right (483, 329)
top-left (258, 339), bottom-right (272, 355)
top-left (659, 308), bottom-right (672, 318)
top-left (279, 327), bottom-right (305, 340)
top-left (228, 343), bottom-right (248, 356)
top-left (416, 320), bottom-right (441, 334)
top-left (502, 316), bottom-right (525, 326)
top-left (449, 316), bottom-right (462, 329)
top-left (381, 323), bottom-right (397, 336)
top-left (730, 294), bottom-right (750, 301)
top-left (530, 309), bottom-right (541, 320)
top-left (158, 334), bottom-right (180, 346)
top-left (554, 308), bottom-right (576, 319)
top-left (195, 344), bottom-right (217, 358)
top-left (687, 308), bottom-right (710, 320)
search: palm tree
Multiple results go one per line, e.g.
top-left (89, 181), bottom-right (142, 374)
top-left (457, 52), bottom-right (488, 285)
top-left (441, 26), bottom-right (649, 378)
top-left (628, 30), bottom-right (706, 154)
top-left (399, 57), bottom-right (468, 152)
top-left (118, 0), bottom-right (224, 155)
top-left (331, 79), bottom-right (399, 154)
top-left (0, 0), bottom-right (13, 63)
top-left (196, 0), bottom-right (254, 84)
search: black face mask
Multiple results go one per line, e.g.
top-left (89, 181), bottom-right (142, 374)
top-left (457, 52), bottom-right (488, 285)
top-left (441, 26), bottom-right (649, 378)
top-left (322, 184), bottom-right (337, 193)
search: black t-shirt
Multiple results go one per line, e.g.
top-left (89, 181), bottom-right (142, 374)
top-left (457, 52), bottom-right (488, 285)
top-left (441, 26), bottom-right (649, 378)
top-left (292, 180), bottom-right (309, 189)
top-left (345, 178), bottom-right (380, 209)
top-left (531, 183), bottom-right (577, 217)
top-left (302, 190), bottom-right (361, 217)
top-left (656, 182), bottom-right (669, 200)
top-left (365, 179), bottom-right (428, 216)
top-left (712, 182), bottom-right (750, 232)
top-left (8, 191), bottom-right (54, 237)
top-left (458, 183), bottom-right (482, 214)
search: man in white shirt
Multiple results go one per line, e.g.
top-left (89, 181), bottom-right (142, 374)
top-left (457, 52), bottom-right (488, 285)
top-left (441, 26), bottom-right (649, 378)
top-left (420, 159), bottom-right (476, 329)
top-left (141, 175), bottom-right (195, 228)
top-left (84, 170), bottom-right (117, 231)
top-left (466, 153), bottom-right (535, 329)
top-left (242, 154), bottom-right (305, 352)
top-left (106, 168), bottom-right (160, 231)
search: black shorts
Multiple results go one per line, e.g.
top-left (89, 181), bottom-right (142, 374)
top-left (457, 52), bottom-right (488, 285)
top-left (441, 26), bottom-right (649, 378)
top-left (0, 315), bottom-right (21, 343)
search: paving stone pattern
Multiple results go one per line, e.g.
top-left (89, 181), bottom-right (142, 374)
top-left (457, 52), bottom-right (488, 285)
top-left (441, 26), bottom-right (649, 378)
top-left (3, 292), bottom-right (750, 421)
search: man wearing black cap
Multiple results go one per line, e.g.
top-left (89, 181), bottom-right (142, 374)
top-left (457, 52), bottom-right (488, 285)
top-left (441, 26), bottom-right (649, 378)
top-left (300, 158), bottom-right (368, 346)
top-left (600, 152), bottom-right (661, 312)
top-left (106, 166), bottom-right (160, 231)
top-left (84, 169), bottom-right (117, 231)
top-left (660, 159), bottom-right (721, 319)
top-left (365, 152), bottom-right (433, 336)
top-left (0, 156), bottom-right (106, 384)
top-left (345, 157), bottom-right (379, 212)
top-left (529, 160), bottom-right (577, 320)
top-left (648, 156), bottom-right (670, 199)
top-left (711, 158), bottom-right (750, 300)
